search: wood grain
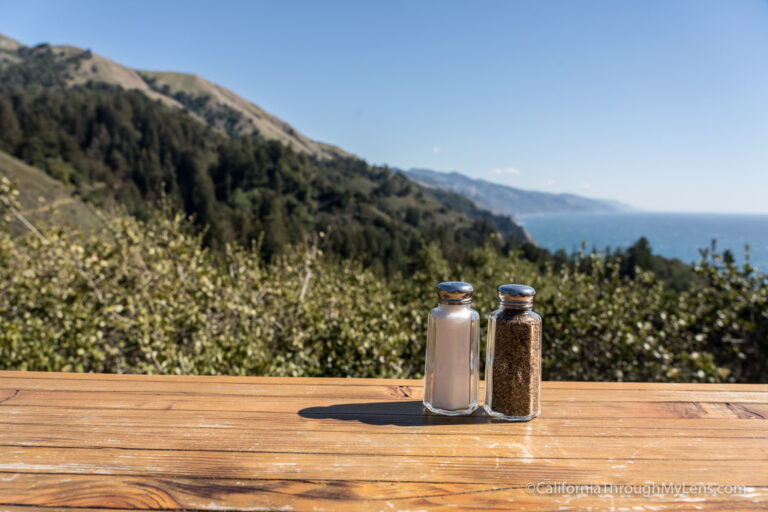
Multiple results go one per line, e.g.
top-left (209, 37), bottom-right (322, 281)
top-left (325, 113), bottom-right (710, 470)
top-left (0, 371), bottom-right (766, 511)
top-left (3, 406), bottom-right (767, 435)
top-left (2, 388), bottom-right (768, 419)
top-left (3, 370), bottom-right (767, 391)
top-left (1, 475), bottom-right (766, 511)
top-left (3, 423), bottom-right (768, 459)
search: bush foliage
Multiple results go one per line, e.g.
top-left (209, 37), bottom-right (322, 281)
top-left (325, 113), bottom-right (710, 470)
top-left (2, 178), bottom-right (766, 382)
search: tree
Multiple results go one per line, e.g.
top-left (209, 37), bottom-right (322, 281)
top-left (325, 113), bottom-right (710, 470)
top-left (177, 149), bottom-right (216, 232)
top-left (0, 98), bottom-right (21, 152)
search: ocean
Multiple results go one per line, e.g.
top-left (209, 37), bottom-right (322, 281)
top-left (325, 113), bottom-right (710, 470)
top-left (517, 212), bottom-right (768, 271)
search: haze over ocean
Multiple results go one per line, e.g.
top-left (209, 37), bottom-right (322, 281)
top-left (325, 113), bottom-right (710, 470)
top-left (518, 212), bottom-right (768, 271)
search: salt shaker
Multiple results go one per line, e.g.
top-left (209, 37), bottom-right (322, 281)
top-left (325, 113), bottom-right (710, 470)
top-left (423, 281), bottom-right (480, 415)
top-left (484, 284), bottom-right (542, 421)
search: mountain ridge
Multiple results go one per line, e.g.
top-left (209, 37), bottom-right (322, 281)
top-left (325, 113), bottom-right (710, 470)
top-left (404, 168), bottom-right (635, 217)
top-left (0, 33), bottom-right (347, 160)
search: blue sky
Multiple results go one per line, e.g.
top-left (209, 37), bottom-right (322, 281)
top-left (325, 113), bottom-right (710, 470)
top-left (3, 0), bottom-right (768, 212)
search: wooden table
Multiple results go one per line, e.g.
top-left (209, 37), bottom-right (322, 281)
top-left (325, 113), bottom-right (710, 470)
top-left (0, 371), bottom-right (766, 511)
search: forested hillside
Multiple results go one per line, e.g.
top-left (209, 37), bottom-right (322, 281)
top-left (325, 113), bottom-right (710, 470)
top-left (0, 85), bottom-right (522, 273)
top-left (0, 36), bottom-right (536, 273)
top-left (0, 33), bottom-right (346, 158)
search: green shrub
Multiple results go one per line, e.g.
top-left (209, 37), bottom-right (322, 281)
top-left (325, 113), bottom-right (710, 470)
top-left (1, 178), bottom-right (766, 381)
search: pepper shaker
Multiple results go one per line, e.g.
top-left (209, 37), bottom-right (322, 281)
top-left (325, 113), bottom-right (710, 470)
top-left (423, 281), bottom-right (480, 415)
top-left (484, 284), bottom-right (542, 421)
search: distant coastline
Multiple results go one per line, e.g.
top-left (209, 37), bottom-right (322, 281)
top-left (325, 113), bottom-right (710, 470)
top-left (403, 168), bottom-right (635, 217)
top-left (517, 211), bottom-right (768, 270)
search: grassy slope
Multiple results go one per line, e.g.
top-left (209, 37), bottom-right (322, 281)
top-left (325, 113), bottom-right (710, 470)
top-left (0, 150), bottom-right (100, 233)
top-left (0, 34), bottom-right (22, 52)
top-left (138, 70), bottom-right (350, 159)
top-left (0, 33), bottom-right (346, 160)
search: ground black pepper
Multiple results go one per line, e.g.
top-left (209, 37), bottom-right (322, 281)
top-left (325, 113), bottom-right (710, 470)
top-left (484, 284), bottom-right (542, 421)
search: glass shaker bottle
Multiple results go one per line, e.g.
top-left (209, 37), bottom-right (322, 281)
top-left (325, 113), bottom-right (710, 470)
top-left (423, 281), bottom-right (480, 415)
top-left (484, 284), bottom-right (542, 421)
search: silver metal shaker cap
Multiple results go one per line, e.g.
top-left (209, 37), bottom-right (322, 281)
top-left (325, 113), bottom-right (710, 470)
top-left (437, 281), bottom-right (473, 304)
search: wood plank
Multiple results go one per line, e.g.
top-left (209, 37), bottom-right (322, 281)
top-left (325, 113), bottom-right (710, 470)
top-left (2, 388), bottom-right (768, 419)
top-left (1, 446), bottom-right (766, 485)
top-left (3, 370), bottom-right (768, 391)
top-left (0, 371), bottom-right (418, 387)
top-left (0, 474), bottom-right (765, 511)
top-left (1, 423), bottom-right (766, 460)
top-left (1, 406), bottom-right (766, 436)
top-left (2, 376), bottom-right (768, 403)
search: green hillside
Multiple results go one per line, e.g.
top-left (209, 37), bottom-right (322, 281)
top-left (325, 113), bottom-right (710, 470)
top-left (0, 34), bottom-right (346, 159)
top-left (0, 84), bottom-right (513, 274)
top-left (0, 34), bottom-right (536, 271)
top-left (0, 149), bottom-right (100, 233)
